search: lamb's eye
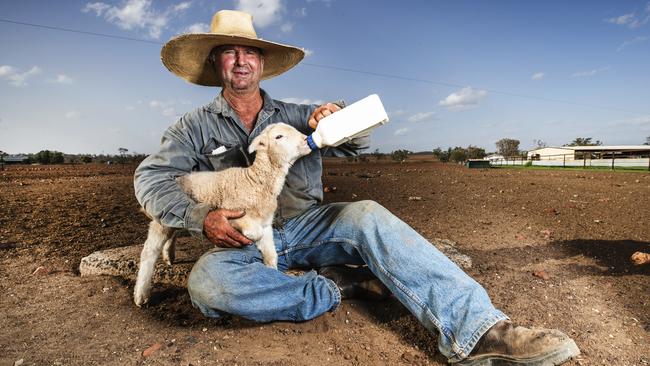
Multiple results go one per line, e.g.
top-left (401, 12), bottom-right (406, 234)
top-left (275, 135), bottom-right (283, 139)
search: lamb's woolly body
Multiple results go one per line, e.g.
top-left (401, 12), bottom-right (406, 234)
top-left (133, 123), bottom-right (310, 306)
top-left (177, 151), bottom-right (290, 230)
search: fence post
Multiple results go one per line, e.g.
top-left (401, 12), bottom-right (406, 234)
top-left (563, 154), bottom-right (565, 168)
top-left (611, 155), bottom-right (615, 170)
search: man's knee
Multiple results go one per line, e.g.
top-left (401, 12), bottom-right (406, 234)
top-left (344, 200), bottom-right (393, 225)
top-left (187, 249), bottom-right (247, 312)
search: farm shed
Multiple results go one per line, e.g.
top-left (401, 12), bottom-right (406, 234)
top-left (3, 154), bottom-right (30, 164)
top-left (527, 146), bottom-right (650, 161)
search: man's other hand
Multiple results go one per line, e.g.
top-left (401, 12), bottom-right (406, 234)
top-left (203, 209), bottom-right (252, 248)
top-left (308, 103), bottom-right (342, 129)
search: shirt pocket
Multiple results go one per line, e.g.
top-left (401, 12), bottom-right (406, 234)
top-left (201, 138), bottom-right (254, 172)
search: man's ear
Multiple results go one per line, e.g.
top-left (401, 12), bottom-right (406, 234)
top-left (248, 133), bottom-right (268, 154)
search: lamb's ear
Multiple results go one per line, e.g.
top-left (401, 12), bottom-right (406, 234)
top-left (248, 133), bottom-right (268, 153)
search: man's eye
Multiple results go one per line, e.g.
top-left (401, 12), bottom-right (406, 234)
top-left (275, 135), bottom-right (283, 139)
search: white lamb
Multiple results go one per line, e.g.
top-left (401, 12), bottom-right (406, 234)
top-left (134, 123), bottom-right (312, 306)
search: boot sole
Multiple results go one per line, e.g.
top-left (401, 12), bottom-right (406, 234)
top-left (456, 338), bottom-right (580, 366)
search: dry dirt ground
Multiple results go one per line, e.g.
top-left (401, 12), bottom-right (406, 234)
top-left (1, 159), bottom-right (648, 366)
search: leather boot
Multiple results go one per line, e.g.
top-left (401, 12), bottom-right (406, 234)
top-left (318, 266), bottom-right (391, 300)
top-left (456, 320), bottom-right (580, 365)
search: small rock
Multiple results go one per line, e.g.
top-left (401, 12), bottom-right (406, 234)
top-left (594, 219), bottom-right (602, 224)
top-left (533, 270), bottom-right (551, 280)
top-left (408, 196), bottom-right (422, 201)
top-left (545, 208), bottom-right (559, 215)
top-left (32, 266), bottom-right (49, 276)
top-left (14, 359), bottom-right (24, 366)
top-left (142, 342), bottom-right (162, 357)
top-left (540, 229), bottom-right (553, 239)
top-left (323, 186), bottom-right (337, 193)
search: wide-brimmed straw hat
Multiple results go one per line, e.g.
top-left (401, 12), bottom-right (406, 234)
top-left (161, 10), bottom-right (305, 86)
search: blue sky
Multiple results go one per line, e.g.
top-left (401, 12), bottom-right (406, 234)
top-left (1, 0), bottom-right (649, 155)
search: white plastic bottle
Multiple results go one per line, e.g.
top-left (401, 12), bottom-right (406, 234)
top-left (306, 94), bottom-right (389, 151)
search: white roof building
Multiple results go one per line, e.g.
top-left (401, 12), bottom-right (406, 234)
top-left (528, 146), bottom-right (650, 161)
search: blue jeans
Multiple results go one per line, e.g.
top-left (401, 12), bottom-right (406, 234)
top-left (187, 200), bottom-right (508, 361)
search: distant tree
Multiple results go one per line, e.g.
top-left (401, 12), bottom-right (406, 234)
top-left (51, 151), bottom-right (64, 164)
top-left (0, 150), bottom-right (6, 170)
top-left (449, 147), bottom-right (468, 163)
top-left (432, 147), bottom-right (450, 162)
top-left (495, 138), bottom-right (520, 157)
top-left (32, 150), bottom-right (65, 164)
top-left (391, 149), bottom-right (410, 162)
top-left (644, 136), bottom-right (650, 146)
top-left (533, 139), bottom-right (547, 149)
top-left (118, 147), bottom-right (129, 165)
top-left (466, 145), bottom-right (487, 159)
top-left (371, 148), bottom-right (385, 160)
top-left (566, 137), bottom-right (602, 146)
top-left (80, 155), bottom-right (93, 163)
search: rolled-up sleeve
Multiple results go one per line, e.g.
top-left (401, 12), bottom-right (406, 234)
top-left (133, 122), bottom-right (210, 238)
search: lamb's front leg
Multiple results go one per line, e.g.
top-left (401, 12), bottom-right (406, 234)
top-left (256, 225), bottom-right (277, 269)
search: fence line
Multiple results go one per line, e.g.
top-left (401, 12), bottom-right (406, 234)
top-left (490, 153), bottom-right (650, 170)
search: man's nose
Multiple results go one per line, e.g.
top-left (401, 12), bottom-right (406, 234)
top-left (235, 51), bottom-right (246, 66)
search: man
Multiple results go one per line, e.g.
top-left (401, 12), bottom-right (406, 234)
top-left (135, 9), bottom-right (580, 365)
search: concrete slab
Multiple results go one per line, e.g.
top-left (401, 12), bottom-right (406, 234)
top-left (79, 237), bottom-right (472, 287)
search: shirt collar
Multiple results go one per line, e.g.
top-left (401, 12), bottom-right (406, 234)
top-left (206, 88), bottom-right (279, 116)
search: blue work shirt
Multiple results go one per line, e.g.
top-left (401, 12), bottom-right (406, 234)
top-left (134, 89), bottom-right (369, 238)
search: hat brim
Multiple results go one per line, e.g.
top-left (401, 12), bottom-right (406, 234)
top-left (161, 33), bottom-right (305, 87)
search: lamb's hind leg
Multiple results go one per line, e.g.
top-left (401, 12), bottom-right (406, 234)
top-left (134, 221), bottom-right (173, 307)
top-left (162, 231), bottom-right (178, 266)
top-left (256, 226), bottom-right (277, 269)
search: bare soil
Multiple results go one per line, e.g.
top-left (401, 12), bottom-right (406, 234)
top-left (1, 158), bottom-right (648, 366)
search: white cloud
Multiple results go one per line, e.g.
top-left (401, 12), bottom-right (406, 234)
top-left (183, 22), bottom-right (209, 34)
top-left (389, 110), bottom-right (406, 117)
top-left (173, 2), bottom-right (191, 12)
top-left (532, 72), bottom-right (544, 81)
top-left (281, 22), bottom-right (293, 33)
top-left (235, 0), bottom-right (283, 28)
top-left (304, 49), bottom-right (314, 57)
top-left (47, 74), bottom-right (74, 84)
top-left (306, 0), bottom-right (334, 7)
top-left (126, 106), bottom-right (136, 111)
top-left (280, 97), bottom-right (323, 105)
top-left (394, 127), bottom-right (411, 136)
top-left (617, 36), bottom-right (649, 51)
top-left (82, 0), bottom-right (192, 39)
top-left (0, 65), bottom-right (42, 87)
top-left (83, 2), bottom-right (110, 16)
top-left (149, 99), bottom-right (181, 118)
top-left (571, 67), bottom-right (610, 78)
top-left (438, 87), bottom-right (487, 111)
top-left (604, 4), bottom-right (650, 29)
top-left (295, 7), bottom-right (307, 17)
top-left (65, 111), bottom-right (81, 119)
top-left (408, 111), bottom-right (436, 123)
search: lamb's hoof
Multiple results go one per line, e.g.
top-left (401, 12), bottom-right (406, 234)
top-left (133, 288), bottom-right (150, 307)
top-left (162, 252), bottom-right (175, 266)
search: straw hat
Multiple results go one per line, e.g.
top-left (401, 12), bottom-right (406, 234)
top-left (161, 10), bottom-right (305, 86)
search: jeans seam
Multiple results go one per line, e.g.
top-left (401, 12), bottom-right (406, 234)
top-left (321, 275), bottom-right (341, 312)
top-left (277, 237), bottom-right (357, 256)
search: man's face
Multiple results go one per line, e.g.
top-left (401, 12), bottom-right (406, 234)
top-left (216, 45), bottom-right (264, 93)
